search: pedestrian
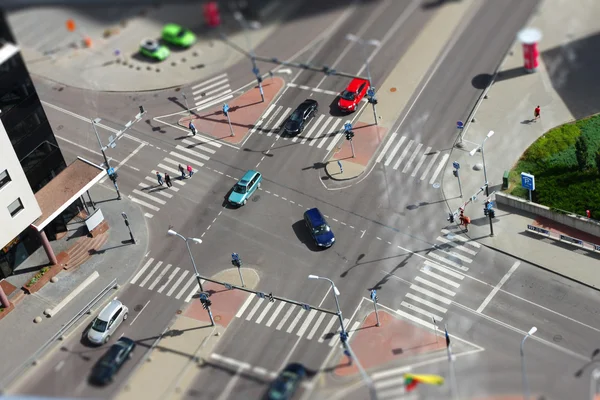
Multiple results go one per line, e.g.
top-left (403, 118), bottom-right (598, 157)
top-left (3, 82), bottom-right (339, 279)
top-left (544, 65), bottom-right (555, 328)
top-left (534, 105), bottom-right (541, 121)
top-left (178, 164), bottom-right (186, 179)
top-left (187, 164), bottom-right (194, 178)
top-left (189, 120), bottom-right (196, 136)
top-left (165, 172), bottom-right (172, 187)
top-left (459, 210), bottom-right (470, 232)
top-left (337, 160), bottom-right (343, 174)
top-left (156, 171), bottom-right (163, 186)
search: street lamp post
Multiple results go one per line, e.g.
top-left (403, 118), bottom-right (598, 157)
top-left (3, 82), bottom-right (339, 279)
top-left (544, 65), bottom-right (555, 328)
top-left (469, 130), bottom-right (495, 196)
top-left (520, 326), bottom-right (537, 400)
top-left (308, 275), bottom-right (345, 335)
top-left (575, 349), bottom-right (600, 400)
top-left (234, 11), bottom-right (264, 102)
top-left (346, 33), bottom-right (380, 125)
top-left (167, 229), bottom-right (214, 326)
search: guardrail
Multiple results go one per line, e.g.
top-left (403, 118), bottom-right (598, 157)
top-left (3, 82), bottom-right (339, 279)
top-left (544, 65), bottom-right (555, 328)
top-left (0, 278), bottom-right (118, 393)
top-left (526, 225), bottom-right (600, 252)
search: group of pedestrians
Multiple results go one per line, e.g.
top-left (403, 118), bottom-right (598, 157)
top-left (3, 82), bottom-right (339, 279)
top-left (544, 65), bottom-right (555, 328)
top-left (156, 164), bottom-right (194, 187)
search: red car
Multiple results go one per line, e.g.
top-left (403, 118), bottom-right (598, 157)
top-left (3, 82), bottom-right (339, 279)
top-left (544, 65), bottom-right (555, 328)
top-left (338, 78), bottom-right (369, 112)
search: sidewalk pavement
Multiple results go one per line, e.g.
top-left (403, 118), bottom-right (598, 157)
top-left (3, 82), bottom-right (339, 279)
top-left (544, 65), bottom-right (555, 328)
top-left (117, 267), bottom-right (260, 400)
top-left (177, 76), bottom-right (285, 145)
top-left (442, 0), bottom-right (600, 289)
top-left (325, 0), bottom-right (476, 180)
top-left (6, 2), bottom-right (292, 91)
top-left (0, 184), bottom-right (149, 385)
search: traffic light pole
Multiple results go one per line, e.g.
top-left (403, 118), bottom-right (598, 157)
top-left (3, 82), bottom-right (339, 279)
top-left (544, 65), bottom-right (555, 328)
top-left (350, 138), bottom-right (355, 158)
top-left (92, 118), bottom-right (120, 200)
top-left (234, 11), bottom-right (264, 102)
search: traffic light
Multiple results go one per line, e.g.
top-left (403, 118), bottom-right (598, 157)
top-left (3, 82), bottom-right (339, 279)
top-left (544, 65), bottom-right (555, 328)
top-left (109, 171), bottom-right (118, 182)
top-left (268, 293), bottom-right (274, 302)
top-left (139, 105), bottom-right (145, 115)
top-left (489, 208), bottom-right (495, 219)
top-left (447, 213), bottom-right (455, 223)
top-left (203, 1), bottom-right (221, 27)
top-left (257, 75), bottom-right (263, 83)
top-left (484, 207), bottom-right (489, 216)
top-left (369, 97), bottom-right (378, 105)
top-left (202, 299), bottom-right (212, 309)
top-left (453, 169), bottom-right (458, 177)
top-left (345, 130), bottom-right (354, 140)
top-left (340, 331), bottom-right (348, 343)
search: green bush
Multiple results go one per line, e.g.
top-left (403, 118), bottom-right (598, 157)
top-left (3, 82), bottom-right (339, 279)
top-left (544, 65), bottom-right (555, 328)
top-left (26, 266), bottom-right (51, 288)
top-left (523, 123), bottom-right (580, 162)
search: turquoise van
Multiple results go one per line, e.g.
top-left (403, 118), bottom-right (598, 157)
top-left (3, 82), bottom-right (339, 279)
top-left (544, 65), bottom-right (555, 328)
top-left (228, 170), bottom-right (262, 206)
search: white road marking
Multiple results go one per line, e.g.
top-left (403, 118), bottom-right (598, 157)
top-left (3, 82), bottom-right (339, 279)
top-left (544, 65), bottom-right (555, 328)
top-left (423, 260), bottom-right (464, 280)
top-left (129, 196), bottom-right (160, 212)
top-left (415, 276), bottom-right (456, 296)
top-left (434, 247), bottom-right (473, 263)
top-left (144, 176), bottom-right (179, 191)
top-left (100, 142), bottom-right (145, 184)
top-left (246, 298), bottom-right (264, 321)
top-left (477, 262), bottom-right (520, 313)
top-left (138, 183), bottom-right (173, 198)
top-left (130, 258), bottom-right (154, 284)
top-left (157, 267), bottom-right (180, 293)
top-left (144, 213), bottom-right (154, 218)
top-left (347, 320), bottom-right (361, 340)
top-left (129, 300), bottom-right (150, 326)
top-left (139, 261), bottom-right (163, 287)
top-left (269, 107), bottom-right (291, 137)
top-left (401, 301), bottom-right (443, 321)
top-left (420, 151), bottom-right (439, 181)
top-left (436, 236), bottom-right (478, 255)
top-left (410, 284), bottom-right (451, 305)
top-left (317, 119), bottom-right (341, 149)
top-left (148, 264), bottom-right (172, 290)
top-left (174, 145), bottom-right (211, 161)
top-left (411, 146), bottom-right (431, 177)
top-left (132, 189), bottom-right (166, 205)
top-left (376, 132), bottom-right (397, 163)
top-left (276, 305), bottom-right (296, 330)
top-left (318, 315), bottom-right (338, 343)
top-left (167, 152), bottom-right (204, 168)
top-left (166, 270), bottom-right (189, 296)
top-left (406, 293), bottom-right (448, 313)
top-left (429, 153), bottom-right (449, 184)
top-left (301, 114), bottom-right (324, 144)
top-left (307, 312), bottom-right (327, 341)
top-left (384, 135), bottom-right (406, 167)
top-left (255, 300), bottom-right (275, 324)
top-left (395, 308), bottom-right (436, 330)
top-left (266, 301), bottom-right (286, 327)
top-left (328, 318), bottom-right (350, 347)
top-left (236, 295), bottom-right (254, 318)
top-left (192, 73), bottom-right (227, 90)
top-left (175, 277), bottom-right (196, 300)
top-left (441, 229), bottom-right (481, 248)
top-left (184, 282), bottom-right (200, 303)
top-left (309, 116), bottom-right (334, 147)
top-left (296, 309), bottom-right (317, 338)
top-left (420, 268), bottom-right (460, 288)
top-left (392, 139), bottom-right (414, 170)
top-left (286, 309), bottom-right (305, 333)
top-left (180, 139), bottom-right (217, 154)
top-left (428, 252), bottom-right (469, 271)
top-left (402, 143), bottom-right (423, 173)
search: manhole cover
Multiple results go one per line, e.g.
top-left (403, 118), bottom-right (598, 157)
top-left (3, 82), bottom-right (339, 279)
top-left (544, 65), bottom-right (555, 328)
top-left (134, 304), bottom-right (144, 312)
top-left (390, 87), bottom-right (397, 92)
top-left (175, 87), bottom-right (181, 92)
top-left (252, 196), bottom-right (260, 202)
top-left (176, 309), bottom-right (182, 314)
top-left (214, 315), bottom-right (221, 321)
top-left (553, 334), bottom-right (562, 342)
top-left (57, 125), bottom-right (64, 131)
top-left (433, 183), bottom-right (440, 189)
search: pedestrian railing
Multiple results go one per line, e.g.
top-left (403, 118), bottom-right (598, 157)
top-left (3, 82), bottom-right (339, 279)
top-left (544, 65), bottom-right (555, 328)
top-left (0, 278), bottom-right (118, 393)
top-left (526, 225), bottom-right (600, 252)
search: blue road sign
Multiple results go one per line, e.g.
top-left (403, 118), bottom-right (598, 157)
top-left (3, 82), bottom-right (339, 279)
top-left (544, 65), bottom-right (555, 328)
top-left (224, 283), bottom-right (233, 290)
top-left (521, 172), bottom-right (535, 191)
top-left (457, 120), bottom-right (464, 129)
top-left (343, 122), bottom-right (352, 132)
top-left (252, 66), bottom-right (259, 75)
top-left (223, 103), bottom-right (229, 114)
top-left (370, 289), bottom-right (377, 300)
top-left (256, 292), bottom-right (266, 299)
top-left (486, 202), bottom-right (493, 210)
top-left (232, 253), bottom-right (239, 262)
top-left (367, 88), bottom-right (375, 98)
top-left (107, 167), bottom-right (115, 175)
top-left (301, 303), bottom-right (311, 311)
top-left (452, 161), bottom-right (460, 170)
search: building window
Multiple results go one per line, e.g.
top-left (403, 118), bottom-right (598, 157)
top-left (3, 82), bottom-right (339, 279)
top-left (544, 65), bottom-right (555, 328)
top-left (8, 198), bottom-right (24, 217)
top-left (0, 169), bottom-right (10, 189)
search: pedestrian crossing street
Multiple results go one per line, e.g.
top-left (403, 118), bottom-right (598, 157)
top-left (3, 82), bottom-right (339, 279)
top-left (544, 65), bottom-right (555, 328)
top-left (235, 294), bottom-right (361, 348)
top-left (376, 131), bottom-right (450, 184)
top-left (129, 258), bottom-right (206, 302)
top-left (397, 228), bottom-right (480, 325)
top-left (129, 134), bottom-right (222, 218)
top-left (250, 104), bottom-right (352, 152)
top-left (190, 73), bottom-right (233, 111)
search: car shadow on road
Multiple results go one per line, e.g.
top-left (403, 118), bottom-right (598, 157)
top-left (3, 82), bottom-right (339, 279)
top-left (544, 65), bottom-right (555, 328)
top-left (328, 98), bottom-right (349, 118)
top-left (291, 220), bottom-right (322, 252)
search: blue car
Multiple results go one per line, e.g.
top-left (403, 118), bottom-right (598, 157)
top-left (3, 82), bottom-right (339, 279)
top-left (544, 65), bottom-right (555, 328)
top-left (228, 170), bottom-right (262, 206)
top-left (304, 208), bottom-right (335, 248)
top-left (266, 363), bottom-right (307, 400)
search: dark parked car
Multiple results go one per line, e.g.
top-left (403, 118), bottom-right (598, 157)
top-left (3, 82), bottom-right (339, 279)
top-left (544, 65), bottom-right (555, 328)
top-left (284, 99), bottom-right (318, 135)
top-left (89, 337), bottom-right (136, 386)
top-left (304, 208), bottom-right (335, 248)
top-left (265, 363), bottom-right (307, 400)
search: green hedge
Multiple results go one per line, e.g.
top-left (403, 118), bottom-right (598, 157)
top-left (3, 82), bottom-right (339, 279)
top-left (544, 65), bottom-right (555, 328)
top-left (509, 114), bottom-right (600, 218)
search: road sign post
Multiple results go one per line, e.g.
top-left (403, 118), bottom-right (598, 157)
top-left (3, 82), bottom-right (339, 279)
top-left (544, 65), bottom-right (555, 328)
top-left (370, 290), bottom-right (380, 327)
top-left (344, 122), bottom-right (355, 158)
top-left (232, 253), bottom-right (245, 287)
top-left (452, 161), bottom-right (463, 198)
top-left (367, 87), bottom-right (378, 126)
top-left (199, 292), bottom-right (215, 326)
top-left (223, 103), bottom-right (234, 137)
top-left (457, 120), bottom-right (465, 144)
top-left (182, 91), bottom-right (190, 115)
top-left (521, 172), bottom-right (535, 202)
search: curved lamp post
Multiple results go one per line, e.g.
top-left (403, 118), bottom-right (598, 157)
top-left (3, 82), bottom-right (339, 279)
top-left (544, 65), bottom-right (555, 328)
top-left (575, 349), bottom-right (600, 400)
top-left (308, 274), bottom-right (345, 335)
top-left (469, 130), bottom-right (495, 196)
top-left (520, 326), bottom-right (537, 400)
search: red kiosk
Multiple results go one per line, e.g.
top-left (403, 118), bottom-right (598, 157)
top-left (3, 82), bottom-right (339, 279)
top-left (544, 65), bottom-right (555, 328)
top-left (518, 28), bottom-right (543, 73)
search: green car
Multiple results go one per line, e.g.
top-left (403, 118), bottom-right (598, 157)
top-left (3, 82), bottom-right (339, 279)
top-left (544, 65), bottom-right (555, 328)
top-left (139, 39), bottom-right (170, 61)
top-left (162, 23), bottom-right (196, 48)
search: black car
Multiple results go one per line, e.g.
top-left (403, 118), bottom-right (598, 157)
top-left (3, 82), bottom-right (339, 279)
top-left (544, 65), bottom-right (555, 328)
top-left (89, 337), bottom-right (136, 386)
top-left (265, 363), bottom-right (307, 400)
top-left (283, 99), bottom-right (318, 135)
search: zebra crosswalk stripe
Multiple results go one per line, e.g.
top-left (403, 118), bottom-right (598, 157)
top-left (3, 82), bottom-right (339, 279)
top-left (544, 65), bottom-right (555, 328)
top-left (318, 315), bottom-right (337, 343)
top-left (301, 114), bottom-right (324, 144)
top-left (436, 236), bottom-right (478, 255)
top-left (132, 189), bottom-right (166, 205)
top-left (429, 153), bottom-right (449, 184)
top-left (306, 312), bottom-right (326, 340)
top-left (286, 308), bottom-right (305, 333)
top-left (266, 301), bottom-right (286, 327)
top-left (276, 304), bottom-right (295, 330)
top-left (157, 267), bottom-right (180, 293)
top-left (246, 298), bottom-right (265, 321)
top-left (411, 146), bottom-right (431, 177)
top-left (148, 264), bottom-right (172, 290)
top-left (420, 152), bottom-right (439, 181)
top-left (410, 284), bottom-right (452, 304)
top-left (401, 301), bottom-right (443, 321)
top-left (236, 295), bottom-right (254, 318)
top-left (423, 260), bottom-right (464, 280)
top-left (402, 143), bottom-right (423, 173)
top-left (174, 145), bottom-right (211, 161)
top-left (130, 196), bottom-right (160, 212)
top-left (415, 276), bottom-right (456, 296)
top-left (138, 183), bottom-right (173, 198)
top-left (317, 120), bottom-right (340, 149)
top-left (419, 268), bottom-right (460, 288)
top-left (192, 73), bottom-right (227, 90)
top-left (296, 309), bottom-right (317, 338)
top-left (175, 277), bottom-right (196, 300)
top-left (130, 258), bottom-right (154, 284)
top-left (309, 117), bottom-right (334, 147)
top-left (269, 107), bottom-right (291, 137)
top-left (384, 135), bottom-right (405, 166)
top-left (392, 139), bottom-right (414, 170)
top-left (405, 293), bottom-right (448, 313)
top-left (166, 270), bottom-right (189, 296)
top-left (376, 132), bottom-right (397, 163)
top-left (139, 261), bottom-right (163, 287)
top-left (428, 252), bottom-right (468, 271)
top-left (255, 300), bottom-right (275, 324)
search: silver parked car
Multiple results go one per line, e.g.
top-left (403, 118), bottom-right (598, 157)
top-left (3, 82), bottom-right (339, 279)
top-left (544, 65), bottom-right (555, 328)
top-left (88, 299), bottom-right (128, 345)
